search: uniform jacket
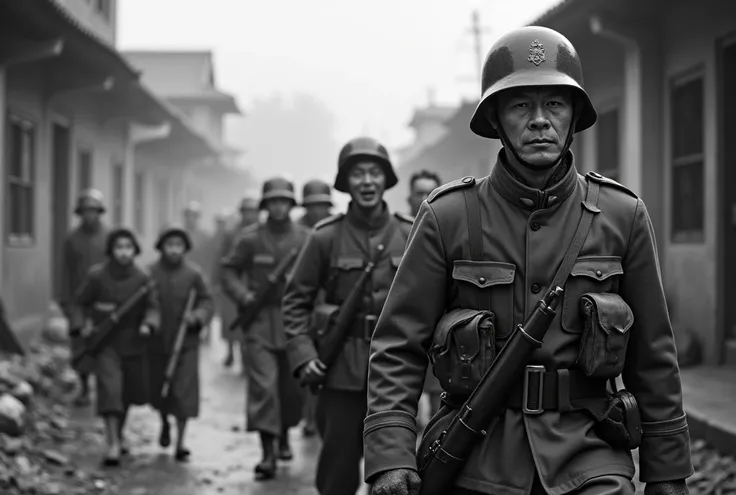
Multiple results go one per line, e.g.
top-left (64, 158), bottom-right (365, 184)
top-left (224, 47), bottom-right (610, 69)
top-left (282, 203), bottom-right (413, 391)
top-left (221, 219), bottom-right (308, 351)
top-left (187, 228), bottom-right (215, 282)
top-left (59, 223), bottom-right (109, 323)
top-left (363, 153), bottom-right (693, 494)
top-left (148, 259), bottom-right (215, 355)
top-left (74, 261), bottom-right (160, 357)
top-left (213, 221), bottom-right (254, 326)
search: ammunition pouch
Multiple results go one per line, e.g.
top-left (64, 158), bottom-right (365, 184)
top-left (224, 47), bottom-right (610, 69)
top-left (310, 303), bottom-right (340, 342)
top-left (429, 309), bottom-right (496, 396)
top-left (576, 293), bottom-right (634, 378)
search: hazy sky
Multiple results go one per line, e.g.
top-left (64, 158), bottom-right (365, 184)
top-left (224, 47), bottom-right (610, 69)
top-left (118, 0), bottom-right (560, 151)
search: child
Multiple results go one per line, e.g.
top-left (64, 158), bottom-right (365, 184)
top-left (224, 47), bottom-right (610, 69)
top-left (148, 225), bottom-right (213, 461)
top-left (73, 227), bottom-right (159, 466)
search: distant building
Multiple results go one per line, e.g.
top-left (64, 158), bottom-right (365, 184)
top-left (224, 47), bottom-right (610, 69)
top-left (530, 0), bottom-right (736, 365)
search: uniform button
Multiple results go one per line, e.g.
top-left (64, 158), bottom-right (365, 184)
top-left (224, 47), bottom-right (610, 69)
top-left (478, 276), bottom-right (487, 284)
top-left (531, 221), bottom-right (541, 231)
top-left (595, 270), bottom-right (603, 277)
top-left (531, 283), bottom-right (542, 294)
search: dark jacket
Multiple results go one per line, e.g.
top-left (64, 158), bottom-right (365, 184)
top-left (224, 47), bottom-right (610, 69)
top-left (363, 153), bottom-right (694, 494)
top-left (282, 203), bottom-right (413, 391)
top-left (59, 223), bottom-right (109, 322)
top-left (148, 259), bottom-right (214, 354)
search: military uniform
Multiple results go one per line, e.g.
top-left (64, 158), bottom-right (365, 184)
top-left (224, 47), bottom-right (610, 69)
top-left (364, 27), bottom-right (693, 495)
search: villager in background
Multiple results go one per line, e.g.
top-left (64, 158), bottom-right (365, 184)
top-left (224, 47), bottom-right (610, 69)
top-left (71, 228), bottom-right (159, 466)
top-left (365, 26), bottom-right (693, 495)
top-left (282, 137), bottom-right (413, 495)
top-left (296, 178), bottom-right (334, 438)
top-left (406, 170), bottom-right (444, 425)
top-left (217, 195), bottom-right (260, 370)
top-left (148, 225), bottom-right (214, 462)
top-left (221, 178), bottom-right (308, 480)
top-left (59, 189), bottom-right (110, 407)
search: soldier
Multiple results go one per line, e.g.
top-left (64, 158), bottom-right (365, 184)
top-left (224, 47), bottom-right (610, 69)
top-left (148, 225), bottom-right (214, 461)
top-left (72, 228), bottom-right (159, 466)
top-left (363, 27), bottom-right (693, 495)
top-left (60, 189), bottom-right (110, 407)
top-left (217, 195), bottom-right (260, 369)
top-left (296, 179), bottom-right (334, 437)
top-left (183, 201), bottom-right (215, 275)
top-left (221, 178), bottom-right (308, 480)
top-left (282, 137), bottom-right (413, 495)
top-left (299, 179), bottom-right (334, 228)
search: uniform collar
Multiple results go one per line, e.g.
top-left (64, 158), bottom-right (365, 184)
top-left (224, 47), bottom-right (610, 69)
top-left (346, 201), bottom-right (390, 231)
top-left (490, 149), bottom-right (578, 211)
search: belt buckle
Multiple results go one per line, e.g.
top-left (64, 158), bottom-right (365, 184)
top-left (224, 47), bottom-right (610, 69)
top-left (364, 315), bottom-right (377, 340)
top-left (522, 365), bottom-right (545, 415)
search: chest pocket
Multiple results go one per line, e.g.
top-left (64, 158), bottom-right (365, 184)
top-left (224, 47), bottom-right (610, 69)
top-left (330, 256), bottom-right (365, 301)
top-left (561, 256), bottom-right (624, 333)
top-left (251, 253), bottom-right (276, 288)
top-left (451, 260), bottom-right (516, 339)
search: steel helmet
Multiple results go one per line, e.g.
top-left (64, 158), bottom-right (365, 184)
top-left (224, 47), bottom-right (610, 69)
top-left (155, 224), bottom-right (191, 252)
top-left (74, 189), bottom-right (106, 214)
top-left (301, 179), bottom-right (333, 207)
top-left (105, 227), bottom-right (141, 257)
top-left (334, 137), bottom-right (398, 193)
top-left (469, 26), bottom-right (597, 139)
top-left (239, 193), bottom-right (259, 212)
top-left (259, 177), bottom-right (296, 210)
top-left (183, 201), bottom-right (202, 215)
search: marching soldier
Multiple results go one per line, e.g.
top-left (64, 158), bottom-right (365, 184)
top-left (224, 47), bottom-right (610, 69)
top-left (299, 179), bottom-right (334, 228)
top-left (217, 195), bottom-right (260, 369)
top-left (60, 189), bottom-right (110, 407)
top-left (282, 137), bottom-right (413, 495)
top-left (297, 179), bottom-right (334, 437)
top-left (148, 225), bottom-right (214, 461)
top-left (406, 170), bottom-right (445, 422)
top-left (72, 228), bottom-right (159, 466)
top-left (363, 27), bottom-right (693, 495)
top-left (221, 178), bottom-right (308, 480)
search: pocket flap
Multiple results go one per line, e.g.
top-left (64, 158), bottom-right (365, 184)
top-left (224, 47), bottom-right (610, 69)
top-left (390, 255), bottom-right (403, 268)
top-left (570, 256), bottom-right (623, 281)
top-left (452, 260), bottom-right (515, 288)
top-left (581, 293), bottom-right (634, 335)
top-left (432, 308), bottom-right (490, 353)
top-left (336, 256), bottom-right (364, 270)
top-left (253, 254), bottom-right (275, 265)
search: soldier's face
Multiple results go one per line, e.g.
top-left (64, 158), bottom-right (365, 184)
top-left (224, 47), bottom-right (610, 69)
top-left (112, 237), bottom-right (136, 265)
top-left (80, 207), bottom-right (101, 225)
top-left (266, 198), bottom-right (292, 222)
top-left (493, 87), bottom-right (574, 167)
top-left (162, 236), bottom-right (186, 263)
top-left (348, 161), bottom-right (386, 210)
top-left (184, 211), bottom-right (199, 227)
top-left (241, 208), bottom-right (259, 225)
top-left (408, 178), bottom-right (439, 216)
top-left (306, 204), bottom-right (331, 223)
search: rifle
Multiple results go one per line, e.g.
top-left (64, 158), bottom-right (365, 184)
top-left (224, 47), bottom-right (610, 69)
top-left (71, 281), bottom-right (155, 373)
top-left (229, 246), bottom-right (300, 332)
top-left (417, 287), bottom-right (563, 495)
top-left (161, 288), bottom-right (197, 401)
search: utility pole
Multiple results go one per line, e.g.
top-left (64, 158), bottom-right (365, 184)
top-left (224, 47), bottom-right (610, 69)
top-left (456, 9), bottom-right (491, 86)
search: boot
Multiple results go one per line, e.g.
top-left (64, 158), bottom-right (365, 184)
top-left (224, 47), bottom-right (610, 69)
top-left (277, 430), bottom-right (293, 461)
top-left (254, 432), bottom-right (276, 480)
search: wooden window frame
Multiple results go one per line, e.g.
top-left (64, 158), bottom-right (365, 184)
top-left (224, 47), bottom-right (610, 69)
top-left (595, 104), bottom-right (621, 182)
top-left (6, 113), bottom-right (36, 246)
top-left (77, 147), bottom-right (94, 194)
top-left (111, 161), bottom-right (125, 227)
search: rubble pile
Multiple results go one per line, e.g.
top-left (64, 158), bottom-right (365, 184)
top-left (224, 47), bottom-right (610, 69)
top-left (688, 439), bottom-right (736, 495)
top-left (0, 324), bottom-right (113, 495)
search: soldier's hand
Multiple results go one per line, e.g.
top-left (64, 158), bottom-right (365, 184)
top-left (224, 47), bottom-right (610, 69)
top-left (240, 292), bottom-right (256, 307)
top-left (80, 321), bottom-right (94, 338)
top-left (371, 468), bottom-right (421, 495)
top-left (298, 359), bottom-right (327, 385)
top-left (184, 313), bottom-right (201, 330)
top-left (139, 324), bottom-right (152, 337)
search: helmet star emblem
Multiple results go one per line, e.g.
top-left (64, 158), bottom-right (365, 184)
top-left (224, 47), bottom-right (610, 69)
top-left (528, 39), bottom-right (546, 66)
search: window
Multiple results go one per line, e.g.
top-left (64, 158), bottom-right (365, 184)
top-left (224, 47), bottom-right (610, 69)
top-left (6, 115), bottom-right (35, 242)
top-left (77, 149), bottom-right (93, 193)
top-left (156, 178), bottom-right (170, 231)
top-left (134, 171), bottom-right (145, 234)
top-left (670, 75), bottom-right (704, 243)
top-left (95, 0), bottom-right (111, 20)
top-left (111, 162), bottom-right (125, 226)
top-left (596, 108), bottom-right (620, 182)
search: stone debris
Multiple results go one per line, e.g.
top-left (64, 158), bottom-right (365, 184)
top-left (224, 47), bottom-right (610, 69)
top-left (687, 439), bottom-right (736, 494)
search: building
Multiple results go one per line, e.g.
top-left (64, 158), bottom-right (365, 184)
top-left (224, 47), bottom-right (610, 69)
top-left (530, 0), bottom-right (736, 365)
top-left (0, 0), bottom-right (216, 337)
top-left (386, 101), bottom-right (498, 214)
top-left (122, 50), bottom-right (249, 234)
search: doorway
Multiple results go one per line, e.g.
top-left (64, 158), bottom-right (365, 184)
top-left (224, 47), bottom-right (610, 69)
top-left (50, 122), bottom-right (70, 300)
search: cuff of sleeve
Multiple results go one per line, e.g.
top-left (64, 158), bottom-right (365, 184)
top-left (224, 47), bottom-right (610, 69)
top-left (286, 334), bottom-right (319, 376)
top-left (363, 411), bottom-right (418, 483)
top-left (639, 414), bottom-right (694, 482)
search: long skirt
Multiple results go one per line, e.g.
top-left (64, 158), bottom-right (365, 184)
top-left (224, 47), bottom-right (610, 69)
top-left (148, 347), bottom-right (200, 420)
top-left (245, 339), bottom-right (302, 436)
top-left (95, 347), bottom-right (149, 417)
